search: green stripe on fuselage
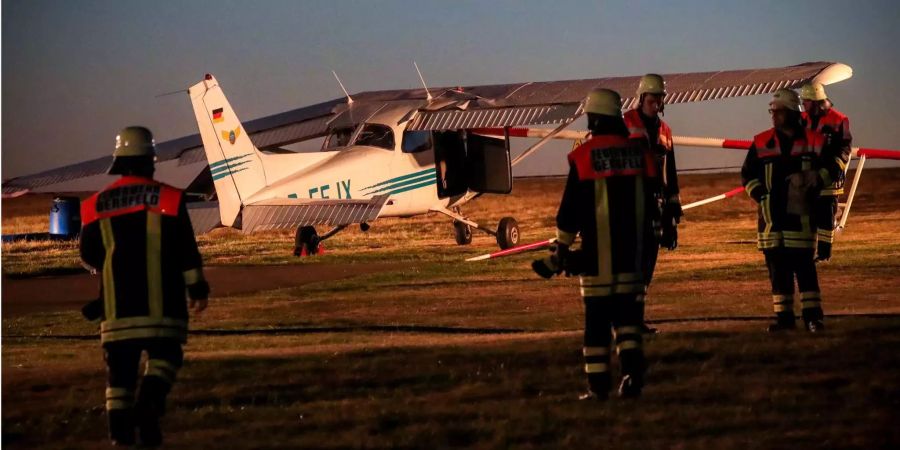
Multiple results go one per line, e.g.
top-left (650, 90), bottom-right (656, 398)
top-left (364, 173), bottom-right (435, 194)
top-left (383, 179), bottom-right (435, 196)
top-left (361, 168), bottom-right (435, 191)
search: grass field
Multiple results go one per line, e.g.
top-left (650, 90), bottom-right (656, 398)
top-left (3, 169), bottom-right (900, 449)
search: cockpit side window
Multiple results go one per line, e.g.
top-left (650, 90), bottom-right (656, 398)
top-left (354, 124), bottom-right (395, 150)
top-left (323, 127), bottom-right (354, 150)
top-left (401, 130), bottom-right (432, 153)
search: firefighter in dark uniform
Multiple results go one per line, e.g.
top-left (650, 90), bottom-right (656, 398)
top-left (741, 89), bottom-right (841, 333)
top-left (553, 88), bottom-right (653, 400)
top-left (80, 126), bottom-right (209, 446)
top-left (800, 82), bottom-right (852, 262)
top-left (623, 74), bottom-right (682, 334)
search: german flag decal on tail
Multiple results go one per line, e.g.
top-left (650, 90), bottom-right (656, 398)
top-left (212, 108), bottom-right (224, 123)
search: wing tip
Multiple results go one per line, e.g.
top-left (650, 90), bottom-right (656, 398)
top-left (813, 62), bottom-right (853, 85)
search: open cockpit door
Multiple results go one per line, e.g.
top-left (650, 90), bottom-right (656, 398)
top-left (433, 130), bottom-right (512, 199)
top-left (464, 132), bottom-right (512, 194)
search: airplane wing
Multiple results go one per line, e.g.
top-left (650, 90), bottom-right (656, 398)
top-left (239, 195), bottom-right (390, 233)
top-left (406, 61), bottom-right (851, 131)
top-left (3, 61), bottom-right (850, 197)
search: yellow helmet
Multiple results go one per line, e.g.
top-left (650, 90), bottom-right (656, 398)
top-left (800, 82), bottom-right (828, 101)
top-left (636, 73), bottom-right (666, 96)
top-left (584, 88), bottom-right (623, 116)
top-left (769, 88), bottom-right (803, 112)
top-left (108, 126), bottom-right (156, 174)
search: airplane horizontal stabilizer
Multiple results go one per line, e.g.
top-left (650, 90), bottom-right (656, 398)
top-left (240, 195), bottom-right (390, 233)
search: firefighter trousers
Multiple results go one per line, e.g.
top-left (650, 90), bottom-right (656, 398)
top-left (764, 248), bottom-right (823, 324)
top-left (815, 195), bottom-right (838, 257)
top-left (104, 339), bottom-right (183, 441)
top-left (582, 294), bottom-right (645, 394)
top-left (640, 227), bottom-right (660, 324)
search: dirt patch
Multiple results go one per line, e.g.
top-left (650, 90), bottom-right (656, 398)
top-left (1, 263), bottom-right (401, 317)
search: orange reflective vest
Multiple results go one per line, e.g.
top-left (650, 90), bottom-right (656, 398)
top-left (802, 108), bottom-right (851, 196)
top-left (568, 134), bottom-right (644, 180)
top-left (623, 109), bottom-right (672, 180)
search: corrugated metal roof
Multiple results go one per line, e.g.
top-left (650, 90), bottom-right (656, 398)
top-left (186, 201), bottom-right (222, 234)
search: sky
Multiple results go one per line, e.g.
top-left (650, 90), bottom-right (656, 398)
top-left (3, 0), bottom-right (900, 180)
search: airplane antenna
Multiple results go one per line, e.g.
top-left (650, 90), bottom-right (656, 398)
top-left (155, 88), bottom-right (188, 98)
top-left (413, 61), bottom-right (433, 102)
top-left (332, 70), bottom-right (354, 104)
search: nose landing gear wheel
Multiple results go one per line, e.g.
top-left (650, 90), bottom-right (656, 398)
top-left (453, 220), bottom-right (473, 245)
top-left (496, 217), bottom-right (519, 249)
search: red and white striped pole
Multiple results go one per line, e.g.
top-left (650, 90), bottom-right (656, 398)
top-left (466, 239), bottom-right (554, 262)
top-left (682, 186), bottom-right (746, 211)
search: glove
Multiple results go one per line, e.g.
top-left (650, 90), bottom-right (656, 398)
top-left (659, 201), bottom-right (680, 251)
top-left (659, 218), bottom-right (678, 250)
top-left (786, 170), bottom-right (820, 215)
top-left (663, 201), bottom-right (683, 225)
top-left (815, 241), bottom-right (832, 263)
top-left (531, 242), bottom-right (568, 279)
top-left (554, 242), bottom-right (570, 273)
top-left (187, 279), bottom-right (209, 300)
top-left (187, 280), bottom-right (210, 313)
top-left (81, 298), bottom-right (103, 321)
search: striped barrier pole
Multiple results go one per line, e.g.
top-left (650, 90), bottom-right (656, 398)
top-left (682, 186), bottom-right (746, 211)
top-left (466, 239), bottom-right (554, 262)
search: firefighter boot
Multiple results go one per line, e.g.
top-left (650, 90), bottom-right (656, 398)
top-left (135, 378), bottom-right (169, 447)
top-left (618, 375), bottom-right (643, 399)
top-left (802, 305), bottom-right (825, 333)
top-left (579, 373), bottom-right (610, 401)
top-left (107, 409), bottom-right (135, 446)
top-left (617, 349), bottom-right (645, 399)
top-left (767, 313), bottom-right (797, 332)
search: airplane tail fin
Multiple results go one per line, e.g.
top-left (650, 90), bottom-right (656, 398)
top-left (188, 74), bottom-right (267, 227)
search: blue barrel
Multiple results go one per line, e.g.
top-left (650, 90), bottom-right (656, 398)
top-left (49, 196), bottom-right (81, 238)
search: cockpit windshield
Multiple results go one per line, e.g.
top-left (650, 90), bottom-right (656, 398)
top-left (323, 127), bottom-right (354, 150)
top-left (354, 124), bottom-right (394, 150)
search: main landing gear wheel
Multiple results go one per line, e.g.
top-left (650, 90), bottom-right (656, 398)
top-left (294, 226), bottom-right (321, 256)
top-left (453, 220), bottom-right (473, 245)
top-left (496, 216), bottom-right (519, 249)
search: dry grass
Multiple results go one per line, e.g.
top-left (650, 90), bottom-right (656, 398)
top-left (3, 169), bottom-right (900, 449)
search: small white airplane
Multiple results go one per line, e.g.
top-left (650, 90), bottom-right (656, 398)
top-left (189, 73), bottom-right (521, 254)
top-left (7, 61), bottom-right (873, 254)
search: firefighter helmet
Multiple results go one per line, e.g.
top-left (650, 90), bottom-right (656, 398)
top-left (108, 126), bottom-right (156, 174)
top-left (584, 88), bottom-right (623, 116)
top-left (636, 74), bottom-right (666, 96)
top-left (800, 82), bottom-right (828, 101)
top-left (769, 88), bottom-right (803, 112)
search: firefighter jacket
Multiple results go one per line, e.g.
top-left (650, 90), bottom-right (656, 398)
top-left (556, 133), bottom-right (652, 297)
top-left (623, 109), bottom-right (680, 210)
top-left (802, 108), bottom-right (852, 195)
top-left (741, 127), bottom-right (842, 250)
top-left (80, 176), bottom-right (204, 344)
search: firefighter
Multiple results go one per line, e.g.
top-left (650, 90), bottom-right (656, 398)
top-left (800, 82), bottom-right (852, 262)
top-left (79, 126), bottom-right (209, 447)
top-left (623, 73), bottom-right (682, 334)
top-left (553, 88), bottom-right (652, 400)
top-left (741, 89), bottom-right (841, 333)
